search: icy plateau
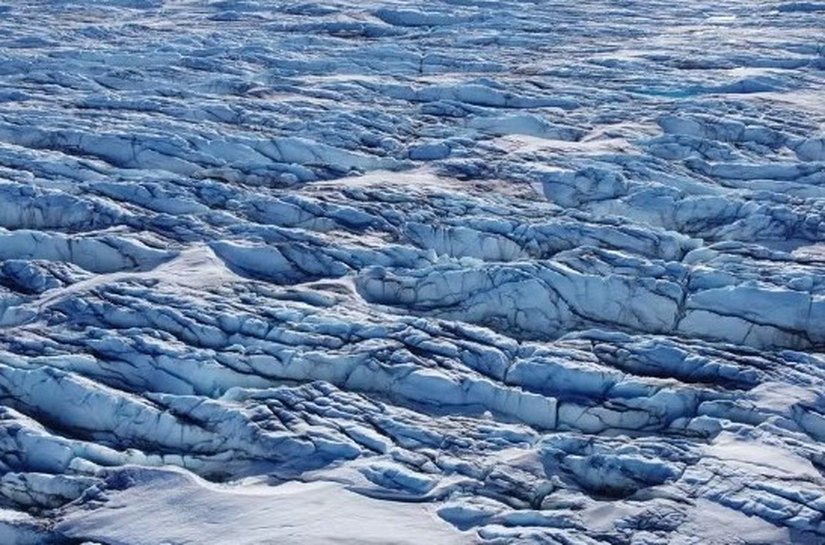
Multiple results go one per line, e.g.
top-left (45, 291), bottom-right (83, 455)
top-left (0, 1), bottom-right (824, 544)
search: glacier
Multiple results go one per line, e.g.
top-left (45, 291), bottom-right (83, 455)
top-left (0, 0), bottom-right (824, 544)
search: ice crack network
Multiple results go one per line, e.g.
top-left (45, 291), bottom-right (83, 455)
top-left (0, 1), bottom-right (824, 544)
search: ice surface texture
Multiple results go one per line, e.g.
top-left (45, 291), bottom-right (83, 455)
top-left (0, 1), bottom-right (824, 544)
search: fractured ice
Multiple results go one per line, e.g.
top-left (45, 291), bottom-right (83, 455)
top-left (0, 1), bottom-right (824, 544)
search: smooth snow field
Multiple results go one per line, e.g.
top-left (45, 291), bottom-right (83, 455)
top-left (0, 1), bottom-right (824, 544)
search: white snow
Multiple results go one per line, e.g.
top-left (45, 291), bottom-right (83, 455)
top-left (58, 468), bottom-right (468, 545)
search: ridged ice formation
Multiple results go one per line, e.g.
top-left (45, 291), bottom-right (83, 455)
top-left (0, 1), bottom-right (824, 544)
